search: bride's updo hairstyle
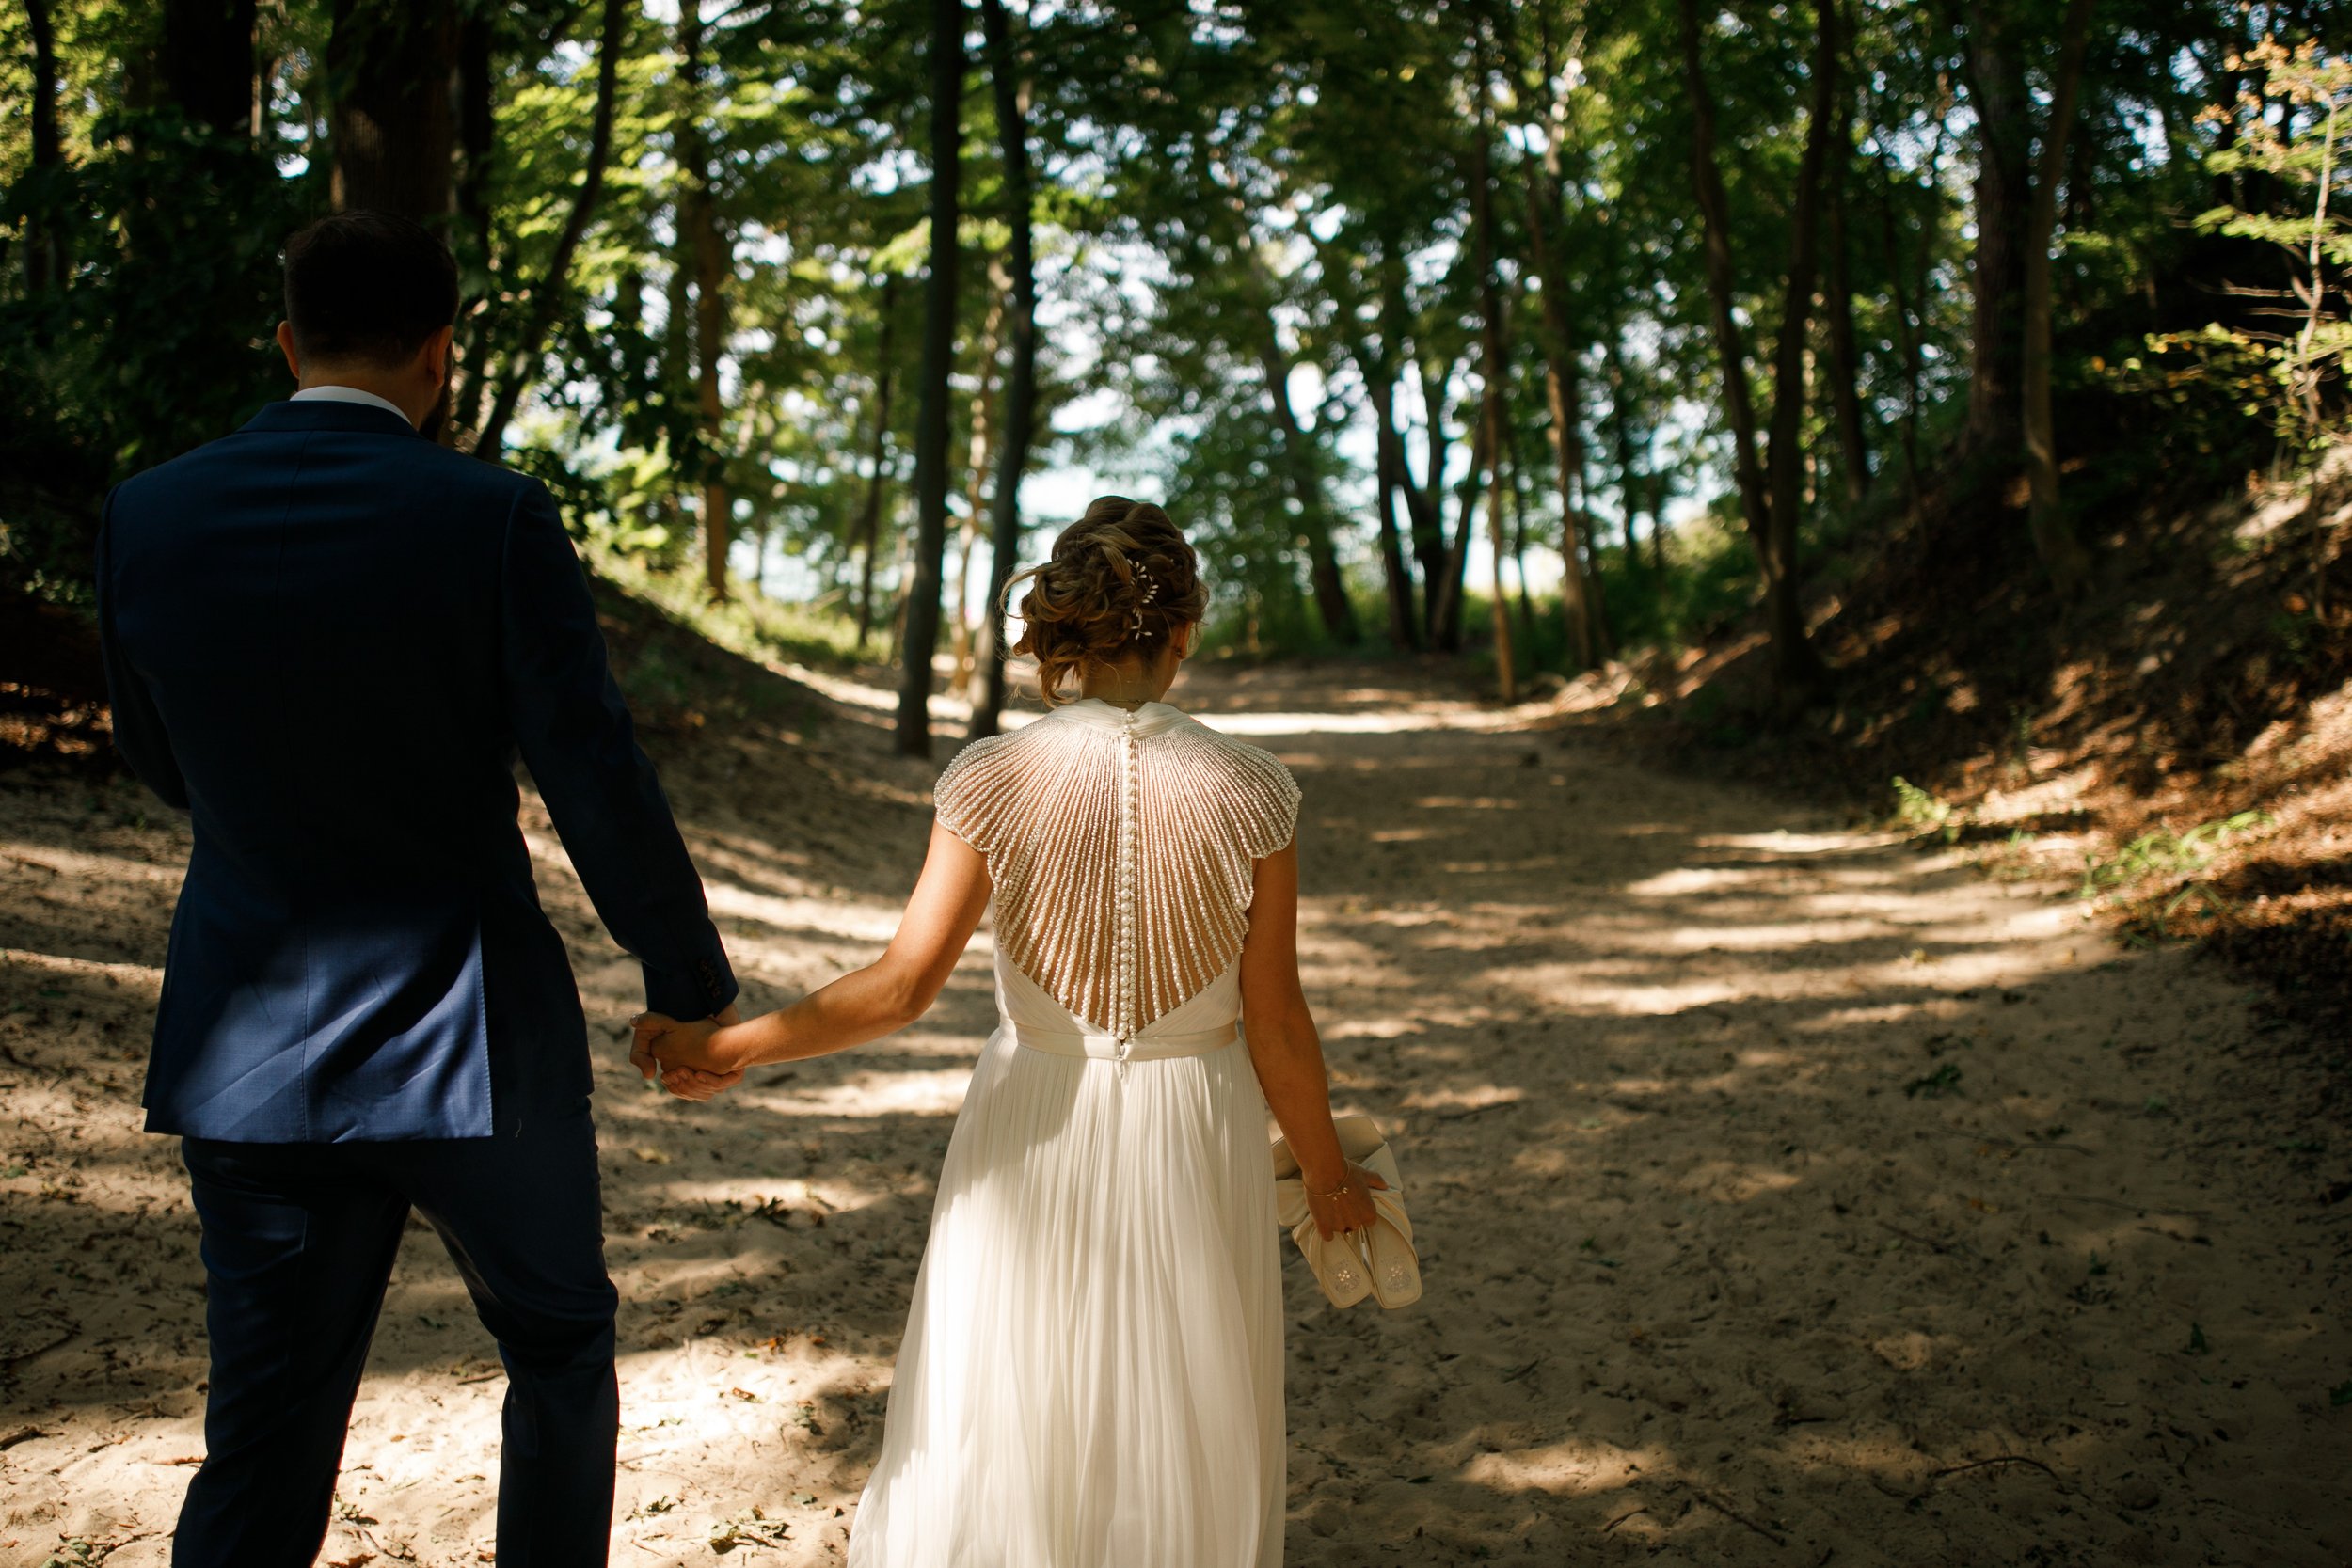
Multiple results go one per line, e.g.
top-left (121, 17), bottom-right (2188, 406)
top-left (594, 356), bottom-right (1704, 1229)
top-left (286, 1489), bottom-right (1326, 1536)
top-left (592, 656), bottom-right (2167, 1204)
top-left (1008, 496), bottom-right (1208, 704)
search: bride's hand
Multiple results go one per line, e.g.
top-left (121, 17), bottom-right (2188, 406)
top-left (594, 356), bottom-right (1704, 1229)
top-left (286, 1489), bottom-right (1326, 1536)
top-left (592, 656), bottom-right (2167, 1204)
top-left (1304, 1161), bottom-right (1388, 1241)
top-left (660, 1063), bottom-right (744, 1101)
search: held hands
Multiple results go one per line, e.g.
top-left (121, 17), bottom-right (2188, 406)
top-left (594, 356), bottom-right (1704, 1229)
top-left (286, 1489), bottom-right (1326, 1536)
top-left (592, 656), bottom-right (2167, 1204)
top-left (1302, 1160), bottom-right (1389, 1241)
top-left (631, 1003), bottom-right (747, 1101)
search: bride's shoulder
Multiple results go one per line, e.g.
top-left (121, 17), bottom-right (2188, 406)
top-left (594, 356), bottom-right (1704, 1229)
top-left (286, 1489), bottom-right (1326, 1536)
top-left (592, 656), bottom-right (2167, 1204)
top-left (1164, 713), bottom-right (1301, 852)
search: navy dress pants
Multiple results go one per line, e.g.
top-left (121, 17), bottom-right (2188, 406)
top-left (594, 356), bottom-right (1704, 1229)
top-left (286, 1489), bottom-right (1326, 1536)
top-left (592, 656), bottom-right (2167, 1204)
top-left (173, 1098), bottom-right (618, 1568)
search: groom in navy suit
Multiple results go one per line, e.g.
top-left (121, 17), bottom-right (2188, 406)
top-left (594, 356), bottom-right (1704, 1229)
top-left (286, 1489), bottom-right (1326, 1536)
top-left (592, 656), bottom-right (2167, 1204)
top-left (96, 212), bottom-right (739, 1566)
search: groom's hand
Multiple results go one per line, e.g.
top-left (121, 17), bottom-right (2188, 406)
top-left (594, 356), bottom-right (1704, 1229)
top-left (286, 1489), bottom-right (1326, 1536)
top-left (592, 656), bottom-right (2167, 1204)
top-left (628, 1012), bottom-right (683, 1083)
top-left (631, 1003), bottom-right (743, 1097)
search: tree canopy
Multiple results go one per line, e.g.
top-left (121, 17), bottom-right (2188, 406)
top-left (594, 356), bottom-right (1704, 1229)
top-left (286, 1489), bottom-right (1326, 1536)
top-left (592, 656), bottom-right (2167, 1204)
top-left (4, 0), bottom-right (2344, 743)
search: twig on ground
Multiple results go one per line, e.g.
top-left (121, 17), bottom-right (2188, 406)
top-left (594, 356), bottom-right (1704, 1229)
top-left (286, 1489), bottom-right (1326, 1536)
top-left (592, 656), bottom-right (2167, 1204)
top-left (1684, 1487), bottom-right (1786, 1546)
top-left (2056, 1192), bottom-right (2211, 1219)
top-left (1874, 1220), bottom-right (1976, 1259)
top-left (1601, 1504), bottom-right (1650, 1533)
top-left (0, 1318), bottom-right (76, 1368)
top-left (1943, 1131), bottom-right (2094, 1155)
top-left (1930, 1454), bottom-right (2062, 1485)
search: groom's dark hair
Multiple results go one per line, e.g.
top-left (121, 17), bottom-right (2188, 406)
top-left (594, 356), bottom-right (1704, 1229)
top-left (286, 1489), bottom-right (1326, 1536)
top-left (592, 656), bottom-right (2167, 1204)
top-left (282, 212), bottom-right (460, 367)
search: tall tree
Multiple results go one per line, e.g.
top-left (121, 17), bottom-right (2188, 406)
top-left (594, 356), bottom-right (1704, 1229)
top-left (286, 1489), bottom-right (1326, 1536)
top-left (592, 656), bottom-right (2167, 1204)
top-left (1246, 261), bottom-right (1360, 646)
top-left (165, 0), bottom-right (259, 141)
top-left (471, 0), bottom-right (628, 460)
top-left (1363, 339), bottom-right (1422, 647)
top-left (971, 0), bottom-right (1041, 739)
top-left (677, 0), bottom-right (733, 600)
top-left (854, 277), bottom-right (901, 652)
top-left (22, 0), bottom-right (63, 294)
top-left (1517, 5), bottom-right (1608, 669)
top-left (1822, 110), bottom-right (1872, 505)
top-left (2020, 0), bottom-right (2098, 593)
top-left (327, 0), bottom-right (456, 220)
top-left (949, 266), bottom-right (1008, 691)
top-left (896, 0), bottom-right (964, 758)
top-left (1956, 0), bottom-right (2031, 448)
top-left (1411, 353), bottom-right (1455, 635)
top-left (1678, 0), bottom-right (1837, 694)
top-left (1470, 53), bottom-right (1518, 700)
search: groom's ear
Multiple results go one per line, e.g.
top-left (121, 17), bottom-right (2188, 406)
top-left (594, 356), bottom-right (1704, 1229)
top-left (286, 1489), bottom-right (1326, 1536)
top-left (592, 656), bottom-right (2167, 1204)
top-left (422, 325), bottom-right (455, 387)
top-left (275, 321), bottom-right (301, 382)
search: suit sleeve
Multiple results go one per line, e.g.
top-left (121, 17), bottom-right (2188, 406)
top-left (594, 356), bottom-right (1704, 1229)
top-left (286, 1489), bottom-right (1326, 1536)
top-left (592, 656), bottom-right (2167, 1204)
top-left (499, 480), bottom-right (738, 1021)
top-left (95, 490), bottom-right (189, 810)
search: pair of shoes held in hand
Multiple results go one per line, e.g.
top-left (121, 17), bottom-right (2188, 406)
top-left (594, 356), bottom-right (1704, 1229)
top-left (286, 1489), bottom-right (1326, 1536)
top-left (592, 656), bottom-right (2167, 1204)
top-left (1271, 1114), bottom-right (1422, 1310)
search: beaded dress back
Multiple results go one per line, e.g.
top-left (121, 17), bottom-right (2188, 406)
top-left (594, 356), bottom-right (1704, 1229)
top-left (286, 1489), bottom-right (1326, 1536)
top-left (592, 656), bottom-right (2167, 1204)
top-left (931, 699), bottom-right (1300, 1040)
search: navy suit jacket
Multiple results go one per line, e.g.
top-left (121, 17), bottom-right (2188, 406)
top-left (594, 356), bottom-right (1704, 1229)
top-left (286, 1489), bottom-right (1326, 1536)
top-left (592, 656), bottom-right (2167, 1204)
top-left (97, 397), bottom-right (738, 1142)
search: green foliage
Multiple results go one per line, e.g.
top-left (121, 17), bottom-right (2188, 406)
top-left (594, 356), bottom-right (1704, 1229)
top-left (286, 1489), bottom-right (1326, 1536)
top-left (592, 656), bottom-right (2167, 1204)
top-left (585, 540), bottom-right (866, 675)
top-left (2195, 38), bottom-right (2352, 447)
top-left (1891, 777), bottom-right (1953, 832)
top-left (2091, 326), bottom-right (2294, 480)
top-left (2077, 811), bottom-right (2272, 898)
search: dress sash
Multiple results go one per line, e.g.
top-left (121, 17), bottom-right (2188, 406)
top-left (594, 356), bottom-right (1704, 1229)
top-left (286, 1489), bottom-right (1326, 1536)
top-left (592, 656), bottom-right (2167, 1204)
top-left (1009, 1021), bottom-right (1238, 1063)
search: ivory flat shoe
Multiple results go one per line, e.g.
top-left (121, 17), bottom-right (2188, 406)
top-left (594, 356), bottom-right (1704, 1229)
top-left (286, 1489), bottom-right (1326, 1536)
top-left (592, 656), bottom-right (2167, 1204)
top-left (1270, 1115), bottom-right (1420, 1311)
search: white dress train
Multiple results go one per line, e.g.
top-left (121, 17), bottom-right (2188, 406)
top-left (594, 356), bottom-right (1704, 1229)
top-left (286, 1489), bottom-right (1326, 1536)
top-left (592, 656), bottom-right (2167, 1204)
top-left (846, 698), bottom-right (1299, 1568)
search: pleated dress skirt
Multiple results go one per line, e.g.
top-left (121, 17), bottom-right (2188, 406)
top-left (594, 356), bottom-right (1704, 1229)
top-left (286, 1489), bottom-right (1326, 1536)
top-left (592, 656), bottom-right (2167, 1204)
top-left (845, 957), bottom-right (1284, 1568)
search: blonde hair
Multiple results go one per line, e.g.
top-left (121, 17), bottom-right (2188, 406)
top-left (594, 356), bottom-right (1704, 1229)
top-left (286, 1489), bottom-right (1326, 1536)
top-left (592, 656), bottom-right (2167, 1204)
top-left (1007, 496), bottom-right (1207, 704)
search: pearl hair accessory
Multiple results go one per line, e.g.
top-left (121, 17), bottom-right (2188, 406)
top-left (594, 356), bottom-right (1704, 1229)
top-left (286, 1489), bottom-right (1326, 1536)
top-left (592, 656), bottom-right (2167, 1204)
top-left (1127, 557), bottom-right (1160, 638)
top-left (932, 704), bottom-right (1300, 1040)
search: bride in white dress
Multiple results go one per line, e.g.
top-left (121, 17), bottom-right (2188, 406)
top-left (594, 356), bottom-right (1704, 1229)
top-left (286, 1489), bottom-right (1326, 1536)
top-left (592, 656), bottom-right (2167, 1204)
top-left (636, 497), bottom-right (1385, 1567)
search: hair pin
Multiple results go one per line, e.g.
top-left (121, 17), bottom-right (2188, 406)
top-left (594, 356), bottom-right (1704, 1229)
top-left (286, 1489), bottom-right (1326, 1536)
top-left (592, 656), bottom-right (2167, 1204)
top-left (1128, 558), bottom-right (1158, 636)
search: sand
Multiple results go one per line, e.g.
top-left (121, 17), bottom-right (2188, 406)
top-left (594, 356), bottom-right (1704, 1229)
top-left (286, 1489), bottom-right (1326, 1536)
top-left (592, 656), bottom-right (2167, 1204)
top-left (1, 658), bottom-right (2346, 1566)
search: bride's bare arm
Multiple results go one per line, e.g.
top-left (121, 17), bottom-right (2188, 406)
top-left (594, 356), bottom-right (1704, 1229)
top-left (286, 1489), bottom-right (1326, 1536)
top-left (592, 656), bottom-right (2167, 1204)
top-left (639, 823), bottom-right (991, 1081)
top-left (1238, 845), bottom-right (1383, 1238)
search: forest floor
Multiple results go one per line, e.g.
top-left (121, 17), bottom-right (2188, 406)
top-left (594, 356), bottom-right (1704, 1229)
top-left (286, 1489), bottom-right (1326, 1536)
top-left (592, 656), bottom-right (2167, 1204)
top-left (2, 652), bottom-right (2348, 1567)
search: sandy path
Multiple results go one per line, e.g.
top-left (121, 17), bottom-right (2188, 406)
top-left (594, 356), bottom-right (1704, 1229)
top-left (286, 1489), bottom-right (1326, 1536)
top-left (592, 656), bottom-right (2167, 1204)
top-left (2, 660), bottom-right (2346, 1567)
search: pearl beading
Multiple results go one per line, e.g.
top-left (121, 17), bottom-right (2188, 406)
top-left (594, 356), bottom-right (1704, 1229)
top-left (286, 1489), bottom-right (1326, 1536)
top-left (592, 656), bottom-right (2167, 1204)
top-left (1114, 708), bottom-right (1140, 1058)
top-left (932, 704), bottom-right (1301, 1043)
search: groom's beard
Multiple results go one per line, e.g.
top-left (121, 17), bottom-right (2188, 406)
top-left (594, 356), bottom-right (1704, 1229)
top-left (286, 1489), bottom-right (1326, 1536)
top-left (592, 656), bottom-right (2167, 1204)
top-left (421, 377), bottom-right (453, 446)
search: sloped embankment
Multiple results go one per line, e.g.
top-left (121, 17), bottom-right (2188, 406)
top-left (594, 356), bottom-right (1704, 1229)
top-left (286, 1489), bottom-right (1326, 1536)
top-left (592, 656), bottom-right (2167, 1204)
top-left (1610, 442), bottom-right (2352, 1099)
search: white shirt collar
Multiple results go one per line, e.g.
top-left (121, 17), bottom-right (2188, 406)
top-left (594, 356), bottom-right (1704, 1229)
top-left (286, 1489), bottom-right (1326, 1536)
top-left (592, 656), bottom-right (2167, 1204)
top-left (291, 385), bottom-right (413, 424)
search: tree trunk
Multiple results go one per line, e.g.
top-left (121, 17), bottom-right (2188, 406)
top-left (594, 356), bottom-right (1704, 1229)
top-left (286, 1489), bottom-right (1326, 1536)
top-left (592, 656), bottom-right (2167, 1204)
top-left (2022, 0), bottom-right (2097, 593)
top-left (1252, 309), bottom-right (1359, 646)
top-left (1411, 354), bottom-right (1453, 632)
top-left (1430, 410), bottom-right (1489, 653)
top-left (1959, 0), bottom-right (2031, 447)
top-left (972, 0), bottom-right (1040, 739)
top-left (471, 0), bottom-right (626, 461)
top-left (1677, 0), bottom-right (1833, 694)
top-left (854, 276), bottom-right (900, 652)
top-left (1823, 126), bottom-right (1872, 505)
top-left (1877, 149), bottom-right (1928, 510)
top-left (1603, 323), bottom-right (1650, 596)
top-left (1757, 0), bottom-right (1843, 690)
top-left (327, 0), bottom-right (455, 220)
top-left (453, 9), bottom-right (496, 434)
top-left (1518, 9), bottom-right (1605, 669)
top-left (23, 0), bottom-right (61, 294)
top-left (1470, 64), bottom-right (1518, 701)
top-left (1506, 419), bottom-right (1538, 653)
top-left (1365, 365), bottom-right (1422, 650)
top-left (167, 0), bottom-right (259, 141)
top-left (950, 265), bottom-right (1008, 693)
top-left (896, 0), bottom-right (963, 759)
top-left (676, 0), bottom-right (731, 601)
